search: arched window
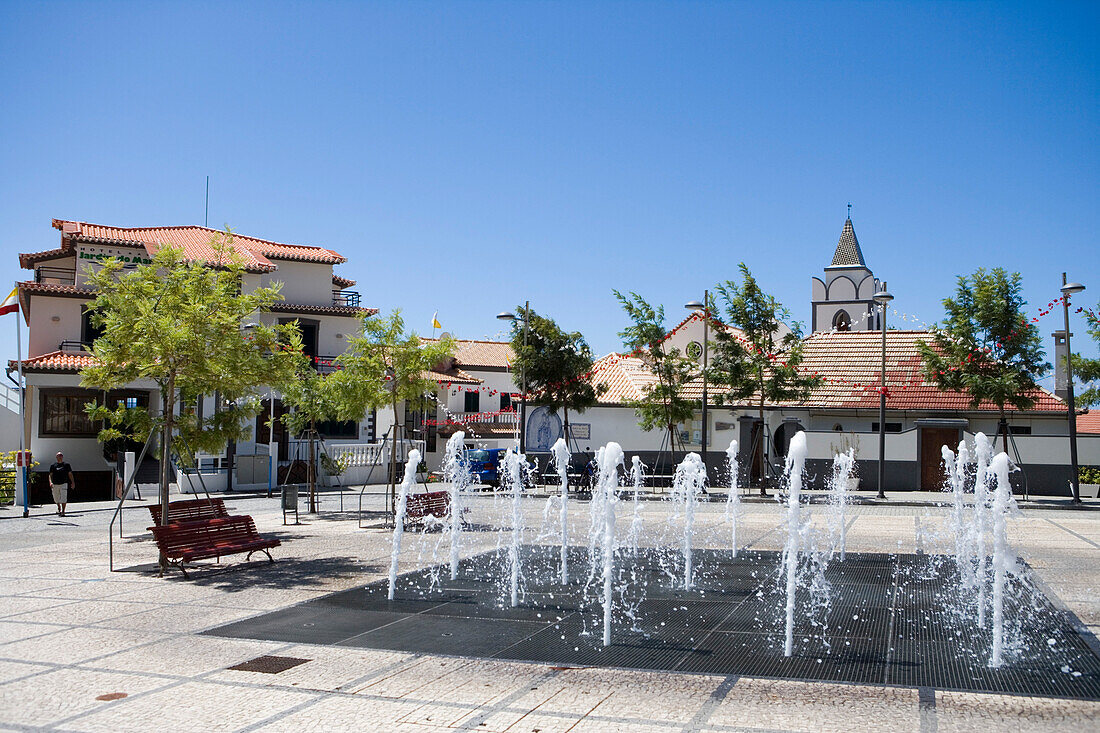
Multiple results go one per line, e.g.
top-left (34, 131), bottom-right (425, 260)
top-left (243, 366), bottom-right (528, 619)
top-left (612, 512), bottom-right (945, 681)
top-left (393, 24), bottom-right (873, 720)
top-left (833, 310), bottom-right (851, 331)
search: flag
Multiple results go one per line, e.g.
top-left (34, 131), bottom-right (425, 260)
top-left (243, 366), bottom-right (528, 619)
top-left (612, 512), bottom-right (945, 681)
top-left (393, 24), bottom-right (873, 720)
top-left (0, 287), bottom-right (17, 316)
top-left (432, 311), bottom-right (442, 329)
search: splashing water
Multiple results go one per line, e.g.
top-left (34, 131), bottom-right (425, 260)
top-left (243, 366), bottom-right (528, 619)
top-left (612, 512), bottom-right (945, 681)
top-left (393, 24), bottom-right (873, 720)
top-left (783, 431), bottom-right (808, 656)
top-left (593, 442), bottom-right (624, 646)
top-left (829, 448), bottom-right (854, 561)
top-left (973, 432), bottom-right (992, 627)
top-left (989, 451), bottom-right (1019, 668)
top-left (388, 448), bottom-right (423, 600)
top-left (551, 438), bottom-right (571, 584)
top-left (725, 440), bottom-right (740, 558)
top-left (673, 452), bottom-right (707, 590)
top-left (628, 456), bottom-right (646, 555)
top-left (443, 432), bottom-right (469, 580)
top-left (504, 449), bottom-right (526, 607)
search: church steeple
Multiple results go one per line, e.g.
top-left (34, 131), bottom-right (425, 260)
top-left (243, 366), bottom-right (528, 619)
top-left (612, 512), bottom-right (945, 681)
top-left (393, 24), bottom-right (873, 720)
top-left (829, 217), bottom-right (866, 267)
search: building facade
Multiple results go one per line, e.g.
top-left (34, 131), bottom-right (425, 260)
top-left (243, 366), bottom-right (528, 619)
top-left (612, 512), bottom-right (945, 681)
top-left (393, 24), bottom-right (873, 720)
top-left (10, 219), bottom-right (376, 502)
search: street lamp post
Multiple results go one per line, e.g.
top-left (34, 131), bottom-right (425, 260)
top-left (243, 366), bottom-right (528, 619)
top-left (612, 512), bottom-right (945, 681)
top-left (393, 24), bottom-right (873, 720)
top-left (685, 294), bottom-right (709, 480)
top-left (497, 301), bottom-right (530, 455)
top-left (872, 285), bottom-right (894, 500)
top-left (1061, 275), bottom-right (1086, 504)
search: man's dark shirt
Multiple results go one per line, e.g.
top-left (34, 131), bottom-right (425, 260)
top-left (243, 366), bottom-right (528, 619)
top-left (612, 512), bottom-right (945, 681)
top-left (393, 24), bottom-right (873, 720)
top-left (49, 462), bottom-right (73, 485)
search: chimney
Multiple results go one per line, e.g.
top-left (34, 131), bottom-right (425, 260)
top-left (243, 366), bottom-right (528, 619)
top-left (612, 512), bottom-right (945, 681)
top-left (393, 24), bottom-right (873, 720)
top-left (1052, 331), bottom-right (1072, 401)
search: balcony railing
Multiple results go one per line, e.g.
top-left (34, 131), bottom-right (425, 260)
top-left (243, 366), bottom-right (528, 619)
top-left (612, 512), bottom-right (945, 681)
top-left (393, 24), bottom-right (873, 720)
top-left (312, 355), bottom-right (342, 374)
top-left (58, 340), bottom-right (93, 353)
top-left (332, 290), bottom-right (361, 308)
top-left (35, 267), bottom-right (77, 285)
top-left (443, 410), bottom-right (519, 426)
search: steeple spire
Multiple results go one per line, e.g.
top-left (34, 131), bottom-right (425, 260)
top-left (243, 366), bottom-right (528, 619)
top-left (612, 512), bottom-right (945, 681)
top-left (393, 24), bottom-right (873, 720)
top-left (830, 216), bottom-right (866, 267)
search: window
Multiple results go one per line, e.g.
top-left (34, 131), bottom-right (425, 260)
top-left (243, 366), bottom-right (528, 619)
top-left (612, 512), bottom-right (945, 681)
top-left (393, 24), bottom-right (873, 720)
top-left (464, 390), bottom-right (480, 413)
top-left (40, 391), bottom-right (98, 436)
top-left (81, 307), bottom-right (105, 345)
top-left (500, 392), bottom-right (512, 411)
top-left (315, 419), bottom-right (358, 439)
top-left (832, 423), bottom-right (844, 432)
top-left (833, 310), bottom-right (851, 332)
top-left (1009, 426), bottom-right (1032, 435)
top-left (870, 422), bottom-right (903, 433)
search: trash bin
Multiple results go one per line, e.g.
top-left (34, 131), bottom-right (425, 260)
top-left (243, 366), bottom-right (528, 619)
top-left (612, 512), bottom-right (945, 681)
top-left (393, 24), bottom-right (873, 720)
top-left (281, 485), bottom-right (299, 524)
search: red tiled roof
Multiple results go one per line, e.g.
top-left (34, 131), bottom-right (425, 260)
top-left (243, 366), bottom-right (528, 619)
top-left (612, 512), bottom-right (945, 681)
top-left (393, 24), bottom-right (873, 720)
top-left (792, 330), bottom-right (1064, 412)
top-left (18, 220), bottom-right (350, 274)
top-left (1079, 411), bottom-right (1100, 434)
top-left (423, 338), bottom-right (514, 370)
top-left (269, 303), bottom-right (377, 318)
top-left (587, 330), bottom-right (1065, 413)
top-left (426, 367), bottom-right (482, 386)
top-left (18, 282), bottom-right (94, 298)
top-left (332, 274), bottom-right (356, 288)
top-left (9, 350), bottom-right (97, 373)
top-left (18, 248), bottom-right (69, 268)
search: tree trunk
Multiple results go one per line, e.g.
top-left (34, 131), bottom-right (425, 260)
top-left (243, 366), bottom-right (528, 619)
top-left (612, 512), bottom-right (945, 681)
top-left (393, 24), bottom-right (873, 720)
top-left (1000, 407), bottom-right (1009, 454)
top-left (308, 418), bottom-right (317, 513)
top-left (563, 404), bottom-right (570, 452)
top-left (158, 375), bottom-right (176, 573)
top-left (389, 395), bottom-right (399, 523)
top-left (757, 397), bottom-right (767, 496)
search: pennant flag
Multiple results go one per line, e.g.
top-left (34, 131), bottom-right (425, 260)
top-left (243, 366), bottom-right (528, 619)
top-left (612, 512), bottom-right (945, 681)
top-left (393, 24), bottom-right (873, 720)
top-left (431, 311), bottom-right (442, 330)
top-left (0, 287), bottom-right (17, 316)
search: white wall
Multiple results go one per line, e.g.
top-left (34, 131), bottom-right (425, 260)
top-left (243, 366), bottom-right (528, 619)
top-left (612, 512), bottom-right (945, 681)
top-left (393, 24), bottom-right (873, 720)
top-left (28, 297), bottom-right (86, 356)
top-left (261, 261), bottom-right (334, 306)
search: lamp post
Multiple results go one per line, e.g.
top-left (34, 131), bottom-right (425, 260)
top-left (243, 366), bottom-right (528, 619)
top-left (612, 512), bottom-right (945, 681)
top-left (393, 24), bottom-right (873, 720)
top-left (872, 286), bottom-right (894, 500)
top-left (685, 293), bottom-right (709, 480)
top-left (1061, 275), bottom-right (1086, 504)
top-left (497, 301), bottom-right (530, 455)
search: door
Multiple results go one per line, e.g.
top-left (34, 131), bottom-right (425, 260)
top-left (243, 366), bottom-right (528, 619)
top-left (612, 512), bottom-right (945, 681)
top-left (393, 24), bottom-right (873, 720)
top-left (920, 427), bottom-right (959, 490)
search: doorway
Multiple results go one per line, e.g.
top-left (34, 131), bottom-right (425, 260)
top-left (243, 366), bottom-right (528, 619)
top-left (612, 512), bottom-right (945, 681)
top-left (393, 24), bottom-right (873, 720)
top-left (919, 427), bottom-right (960, 490)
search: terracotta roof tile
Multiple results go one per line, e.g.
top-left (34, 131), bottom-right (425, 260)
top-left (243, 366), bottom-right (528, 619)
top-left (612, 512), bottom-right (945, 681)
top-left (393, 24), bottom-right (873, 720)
top-left (18, 248), bottom-right (69, 269)
top-left (423, 338), bottom-right (514, 370)
top-left (18, 282), bottom-right (95, 298)
top-left (269, 303), bottom-right (377, 318)
top-left (9, 350), bottom-right (97, 373)
top-left (332, 274), bottom-right (356, 288)
top-left (39, 219), bottom-right (347, 273)
top-left (588, 330), bottom-right (1065, 414)
top-left (426, 367), bottom-right (482, 385)
top-left (1079, 411), bottom-right (1100, 434)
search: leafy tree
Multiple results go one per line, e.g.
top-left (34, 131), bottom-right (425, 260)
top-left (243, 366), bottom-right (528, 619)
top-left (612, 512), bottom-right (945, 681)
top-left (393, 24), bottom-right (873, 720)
top-left (507, 306), bottom-right (606, 449)
top-left (918, 267), bottom-right (1049, 452)
top-left (278, 363), bottom-right (344, 513)
top-left (330, 310), bottom-right (454, 517)
top-left (80, 233), bottom-right (301, 569)
top-left (710, 264), bottom-right (820, 492)
top-left (613, 291), bottom-right (699, 457)
top-left (1070, 301), bottom-right (1100, 407)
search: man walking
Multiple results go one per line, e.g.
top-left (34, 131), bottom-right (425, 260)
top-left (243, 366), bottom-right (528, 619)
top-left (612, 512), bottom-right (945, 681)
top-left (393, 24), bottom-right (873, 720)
top-left (49, 452), bottom-right (75, 516)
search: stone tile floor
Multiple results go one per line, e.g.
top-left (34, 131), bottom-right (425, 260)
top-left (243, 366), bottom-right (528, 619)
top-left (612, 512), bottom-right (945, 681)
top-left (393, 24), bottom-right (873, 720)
top-left (0, 488), bottom-right (1097, 732)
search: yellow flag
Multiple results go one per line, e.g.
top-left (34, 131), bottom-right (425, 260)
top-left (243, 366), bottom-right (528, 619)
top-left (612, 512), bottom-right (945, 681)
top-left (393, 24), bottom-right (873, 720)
top-left (432, 311), bottom-right (442, 330)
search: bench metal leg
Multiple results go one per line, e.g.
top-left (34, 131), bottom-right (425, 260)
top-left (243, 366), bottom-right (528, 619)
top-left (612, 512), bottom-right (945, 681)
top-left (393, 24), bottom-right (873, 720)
top-left (246, 549), bottom-right (276, 564)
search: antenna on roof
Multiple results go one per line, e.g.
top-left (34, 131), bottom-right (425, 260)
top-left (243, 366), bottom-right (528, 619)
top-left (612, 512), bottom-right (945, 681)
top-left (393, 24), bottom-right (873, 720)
top-left (205, 176), bottom-right (210, 227)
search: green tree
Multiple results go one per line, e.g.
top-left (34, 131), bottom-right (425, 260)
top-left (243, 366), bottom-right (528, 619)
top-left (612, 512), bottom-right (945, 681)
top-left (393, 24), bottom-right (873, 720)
top-left (710, 264), bottom-right (820, 492)
top-left (918, 267), bottom-right (1049, 452)
top-left (1070, 301), bottom-right (1100, 407)
top-left (278, 363), bottom-right (344, 513)
top-left (330, 310), bottom-right (454, 517)
top-left (80, 233), bottom-right (301, 569)
top-left (508, 306), bottom-right (605, 448)
top-left (613, 291), bottom-right (698, 457)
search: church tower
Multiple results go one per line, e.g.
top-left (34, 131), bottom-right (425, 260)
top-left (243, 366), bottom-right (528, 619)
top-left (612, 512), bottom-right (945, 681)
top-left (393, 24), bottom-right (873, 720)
top-left (811, 215), bottom-right (882, 333)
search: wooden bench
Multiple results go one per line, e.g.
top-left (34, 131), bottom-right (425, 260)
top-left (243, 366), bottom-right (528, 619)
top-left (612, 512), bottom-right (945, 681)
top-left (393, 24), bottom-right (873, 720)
top-left (148, 515), bottom-right (280, 578)
top-left (147, 499), bottom-right (229, 525)
top-left (404, 490), bottom-right (451, 527)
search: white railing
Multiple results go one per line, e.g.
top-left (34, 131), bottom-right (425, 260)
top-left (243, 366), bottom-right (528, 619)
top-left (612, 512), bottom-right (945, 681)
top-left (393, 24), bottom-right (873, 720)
top-left (326, 439), bottom-right (426, 467)
top-left (444, 410), bottom-right (519, 426)
top-left (0, 384), bottom-right (20, 415)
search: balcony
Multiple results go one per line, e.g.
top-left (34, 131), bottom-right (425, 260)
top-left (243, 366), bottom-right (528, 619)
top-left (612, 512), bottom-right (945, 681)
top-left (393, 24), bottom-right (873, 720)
top-left (35, 267), bottom-right (77, 285)
top-left (312, 355), bottom-right (341, 374)
top-left (58, 340), bottom-right (93, 353)
top-left (332, 290), bottom-right (361, 308)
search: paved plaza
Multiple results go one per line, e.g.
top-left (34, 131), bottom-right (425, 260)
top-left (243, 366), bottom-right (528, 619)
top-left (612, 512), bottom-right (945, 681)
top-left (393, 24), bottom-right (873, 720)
top-left (1, 488), bottom-right (1099, 732)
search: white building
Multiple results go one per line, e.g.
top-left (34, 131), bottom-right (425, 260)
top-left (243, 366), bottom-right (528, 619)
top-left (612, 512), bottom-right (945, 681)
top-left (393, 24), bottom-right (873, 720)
top-left (9, 219), bottom-right (375, 502)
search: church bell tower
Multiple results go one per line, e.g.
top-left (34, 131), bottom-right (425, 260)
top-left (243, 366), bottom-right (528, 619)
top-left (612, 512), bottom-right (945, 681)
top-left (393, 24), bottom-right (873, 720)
top-left (810, 214), bottom-right (882, 333)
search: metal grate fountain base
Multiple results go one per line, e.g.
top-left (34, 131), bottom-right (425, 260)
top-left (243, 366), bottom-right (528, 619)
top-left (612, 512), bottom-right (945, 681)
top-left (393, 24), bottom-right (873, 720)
top-left (206, 547), bottom-right (1100, 700)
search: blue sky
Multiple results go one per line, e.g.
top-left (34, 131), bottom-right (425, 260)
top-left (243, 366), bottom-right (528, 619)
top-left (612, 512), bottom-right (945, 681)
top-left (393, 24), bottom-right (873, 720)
top-left (2, 1), bottom-right (1097, 388)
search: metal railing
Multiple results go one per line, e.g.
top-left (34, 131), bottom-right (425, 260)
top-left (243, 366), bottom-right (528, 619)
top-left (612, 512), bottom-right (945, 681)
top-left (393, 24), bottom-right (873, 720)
top-left (444, 410), bottom-right (519, 426)
top-left (35, 267), bottom-right (76, 285)
top-left (58, 340), bottom-right (93, 352)
top-left (332, 290), bottom-right (361, 308)
top-left (312, 355), bottom-right (341, 374)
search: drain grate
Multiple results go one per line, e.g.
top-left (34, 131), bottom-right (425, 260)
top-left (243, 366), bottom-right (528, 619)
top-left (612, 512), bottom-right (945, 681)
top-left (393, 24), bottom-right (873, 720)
top-left (227, 655), bottom-right (311, 674)
top-left (207, 548), bottom-right (1100, 699)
